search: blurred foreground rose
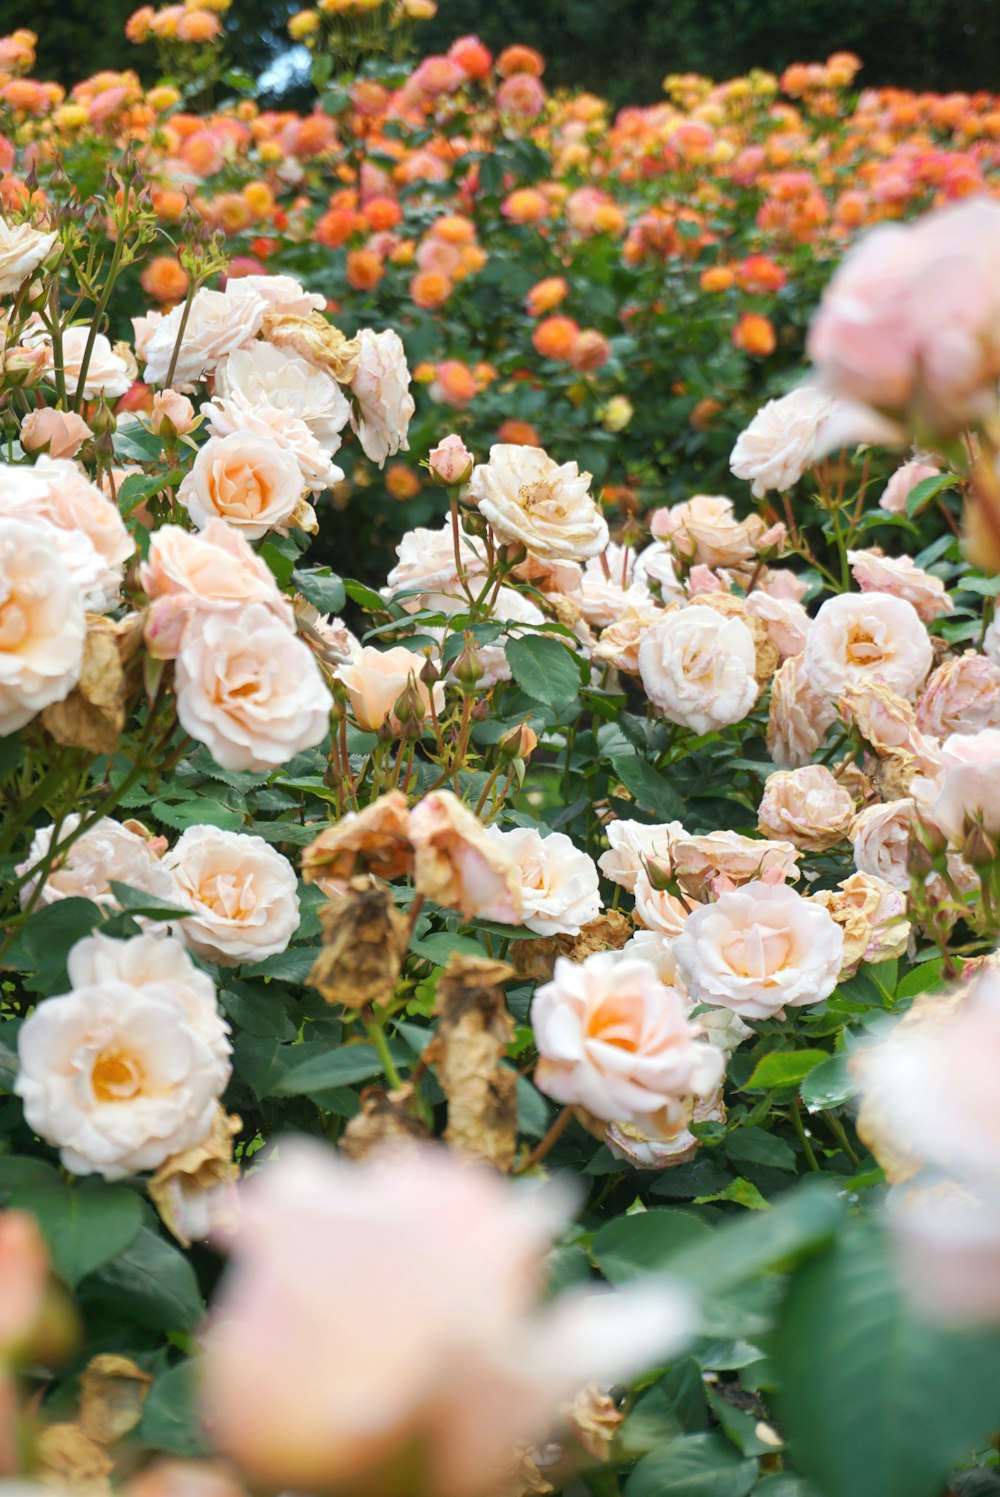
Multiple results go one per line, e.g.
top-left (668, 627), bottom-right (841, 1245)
top-left (201, 1141), bottom-right (694, 1497)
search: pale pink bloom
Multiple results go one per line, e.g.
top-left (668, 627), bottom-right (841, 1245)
top-left (0, 455), bottom-right (133, 609)
top-left (409, 790), bottom-right (523, 924)
top-left (497, 72), bottom-right (546, 117)
top-left (650, 494), bottom-right (764, 569)
top-left (758, 567), bottom-right (808, 603)
top-left (349, 327), bottom-right (415, 467)
top-left (729, 385), bottom-right (836, 497)
top-left (633, 542), bottom-right (684, 600)
top-left (0, 1211), bottom-right (49, 1356)
top-left (847, 549), bottom-right (953, 622)
top-left (670, 829), bottom-right (800, 897)
top-left (201, 1140), bottom-right (694, 1497)
top-left (225, 273), bottom-right (325, 318)
top-left (879, 459), bottom-right (941, 514)
top-left (593, 596), bottom-right (664, 675)
top-left (428, 434), bottom-right (474, 485)
top-left (335, 645), bottom-right (444, 732)
top-left (638, 605), bottom-right (758, 733)
top-left (757, 764), bottom-right (856, 851)
top-left (485, 826), bottom-right (600, 936)
top-left (686, 564), bottom-right (726, 595)
top-left (911, 729), bottom-right (1000, 845)
top-left (745, 590), bottom-right (810, 658)
top-left (165, 827), bottom-right (299, 967)
top-left (384, 521), bottom-right (487, 595)
top-left (851, 798), bottom-right (916, 890)
top-left (150, 389), bottom-right (197, 435)
top-left (767, 654), bottom-right (838, 766)
top-left (889, 1185), bottom-right (1000, 1327)
top-left (917, 653), bottom-right (1000, 738)
top-left (17, 815), bottom-right (177, 913)
top-left (803, 591), bottom-right (933, 700)
top-left (19, 407), bottom-right (90, 458)
top-left (633, 872), bottom-right (695, 937)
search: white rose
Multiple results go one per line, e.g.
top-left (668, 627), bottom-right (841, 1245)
top-left (729, 385), bottom-right (836, 497)
top-left (175, 602), bottom-right (332, 771)
top-left (228, 273), bottom-right (326, 317)
top-left (0, 517), bottom-right (85, 734)
top-left (15, 932), bottom-right (231, 1180)
top-left (851, 799), bottom-right (915, 890)
top-left (0, 457), bottom-right (133, 610)
top-left (178, 431), bottom-right (305, 539)
top-left (484, 825), bottom-right (601, 936)
top-left (17, 815), bottom-right (176, 912)
top-left (203, 385), bottom-right (343, 494)
top-left (803, 591), bottom-right (933, 700)
top-left (349, 327), bottom-right (415, 466)
top-left (144, 282), bottom-right (269, 388)
top-left (24, 324), bottom-right (132, 399)
top-left (165, 826), bottom-right (300, 966)
top-left (672, 880), bottom-right (844, 1019)
top-left (532, 951), bottom-right (725, 1135)
top-left (214, 343), bottom-right (350, 456)
top-left (579, 545), bottom-right (647, 627)
top-left (468, 444), bottom-right (609, 563)
top-left (384, 522), bottom-right (487, 596)
top-left (0, 218), bottom-right (56, 294)
top-left (597, 818), bottom-right (684, 893)
top-left (633, 542), bottom-right (684, 600)
top-left (638, 604), bottom-right (758, 733)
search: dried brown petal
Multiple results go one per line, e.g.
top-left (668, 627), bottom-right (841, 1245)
top-left (339, 1084), bottom-right (429, 1161)
top-left (148, 1108), bottom-right (241, 1248)
top-left (308, 878), bottom-right (409, 1009)
top-left (563, 1385), bottom-right (623, 1463)
top-left (301, 792), bottom-right (413, 894)
top-left (41, 613), bottom-right (143, 755)
top-left (512, 910), bottom-right (634, 984)
top-left (425, 955), bottom-right (517, 1171)
top-left (260, 310), bottom-right (360, 383)
top-left (79, 1355), bottom-right (153, 1445)
top-left (36, 1423), bottom-right (114, 1495)
top-left (696, 592), bottom-right (777, 686)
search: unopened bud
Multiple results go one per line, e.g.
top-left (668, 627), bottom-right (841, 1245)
top-left (452, 633), bottom-right (483, 692)
top-left (963, 822), bottom-right (998, 870)
top-left (89, 399), bottom-right (116, 438)
top-left (498, 721), bottom-right (538, 762)
top-left (641, 855), bottom-right (673, 892)
top-left (427, 433), bottom-right (474, 487)
top-left (392, 673), bottom-right (426, 726)
top-left (419, 655), bottom-right (440, 688)
top-left (912, 814), bottom-right (948, 866)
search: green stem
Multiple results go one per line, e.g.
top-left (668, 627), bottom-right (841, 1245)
top-left (791, 1099), bottom-right (820, 1172)
top-left (824, 1111), bottom-right (860, 1168)
top-left (364, 1010), bottom-right (402, 1089)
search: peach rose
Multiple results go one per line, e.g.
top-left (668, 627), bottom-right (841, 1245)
top-left (19, 407), bottom-right (90, 458)
top-left (532, 951), bottom-right (724, 1135)
top-left (670, 829), bottom-right (800, 898)
top-left (757, 764), bottom-right (856, 851)
top-left (409, 790), bottom-right (522, 923)
top-left (428, 434), bottom-right (474, 486)
top-left (174, 603), bottom-right (332, 771)
top-left (767, 654), bottom-right (838, 767)
top-left (638, 605), bottom-right (758, 733)
top-left (0, 455), bottom-right (133, 610)
top-left (24, 323), bottom-right (132, 399)
top-left (632, 872), bottom-right (696, 937)
top-left (917, 653), bottom-right (1000, 738)
top-left (384, 521), bottom-right (487, 595)
top-left (204, 382), bottom-right (343, 495)
top-left (165, 826), bottom-right (300, 966)
top-left (0, 517), bottom-right (85, 735)
top-left (847, 549), bottom-right (953, 622)
top-left (467, 444), bottom-right (608, 563)
top-left (335, 645), bottom-right (444, 732)
top-left (803, 591), bottom-right (933, 700)
top-left (672, 880), bottom-right (843, 1019)
top-left (485, 825), bottom-right (600, 936)
top-left (149, 389), bottom-right (196, 435)
top-left (178, 431), bottom-right (305, 539)
top-left (650, 494), bottom-right (764, 568)
top-left (593, 596), bottom-right (665, 675)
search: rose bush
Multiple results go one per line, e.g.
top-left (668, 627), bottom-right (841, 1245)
top-left (1, 11), bottom-right (1000, 1497)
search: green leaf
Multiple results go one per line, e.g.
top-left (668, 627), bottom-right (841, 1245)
top-left (83, 1226), bottom-right (203, 1331)
top-left (116, 470), bottom-right (183, 518)
top-left (591, 1209), bottom-right (711, 1284)
top-left (344, 578), bottom-right (387, 612)
top-left (241, 947), bottom-right (317, 983)
top-left (9, 1181), bottom-right (142, 1287)
top-left (744, 1051), bottom-right (829, 1090)
top-left (905, 474), bottom-right (958, 517)
top-left (724, 1127), bottom-right (796, 1171)
top-left (505, 634), bottom-right (583, 714)
top-left (274, 1043), bottom-right (389, 1095)
top-left (151, 799), bottom-right (244, 832)
top-left (292, 567), bottom-right (346, 615)
top-left (799, 1055), bottom-right (856, 1113)
top-left (774, 1218), bottom-right (1000, 1497)
top-left (139, 1360), bottom-right (209, 1458)
top-left (609, 751), bottom-right (686, 820)
top-left (626, 1433), bottom-right (757, 1497)
top-left (17, 898), bottom-right (103, 994)
top-left (108, 882), bottom-right (193, 921)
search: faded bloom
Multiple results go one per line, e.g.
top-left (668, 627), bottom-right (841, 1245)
top-left (428, 434), bottom-right (474, 486)
top-left (467, 444), bottom-right (608, 562)
top-left (0, 217), bottom-right (56, 294)
top-left (757, 764), bottom-right (856, 851)
top-left (409, 790), bottom-right (522, 924)
top-left (532, 951), bottom-right (724, 1135)
top-left (178, 431), bottom-right (305, 539)
top-left (302, 791), bottom-right (413, 897)
top-left (672, 881), bottom-right (843, 1019)
top-left (729, 385), bottom-right (836, 497)
top-left (349, 327), bottom-right (415, 467)
top-left (650, 494), bottom-right (764, 569)
top-left (813, 871), bottom-right (910, 975)
top-left (175, 603), bottom-right (332, 771)
top-left (638, 605), bottom-right (758, 733)
top-left (15, 932), bottom-right (230, 1180)
top-left (847, 549), bottom-right (953, 622)
top-left (143, 282), bottom-right (269, 388)
top-left (851, 798), bottom-right (916, 890)
top-left (744, 590), bottom-right (811, 659)
top-left (767, 654), bottom-right (838, 767)
top-left (670, 829), bottom-right (800, 898)
top-left (17, 815), bottom-right (175, 912)
top-left (164, 827), bottom-right (300, 967)
top-left (803, 591), bottom-right (933, 700)
top-left (917, 653), bottom-right (1000, 738)
top-left (912, 729), bottom-right (1000, 845)
top-left (485, 826), bottom-right (601, 937)
top-left (19, 407), bottom-right (90, 459)
top-left (335, 645), bottom-right (443, 732)
top-left (201, 1140), bottom-right (694, 1497)
top-left (0, 517), bottom-right (84, 734)
top-left (597, 819), bottom-right (683, 893)
top-left (593, 596), bottom-right (665, 675)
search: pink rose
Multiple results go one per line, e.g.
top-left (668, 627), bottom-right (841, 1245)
top-left (428, 433), bottom-right (474, 486)
top-left (757, 764), bottom-right (856, 852)
top-left (912, 729), bottom-right (1000, 846)
top-left (150, 389), bottom-right (196, 435)
top-left (879, 459), bottom-right (941, 515)
top-left (847, 548), bottom-right (953, 622)
top-left (19, 407), bottom-right (91, 458)
top-left (917, 653), bottom-right (1000, 738)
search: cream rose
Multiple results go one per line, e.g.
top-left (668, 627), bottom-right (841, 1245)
top-left (0, 517), bottom-right (85, 735)
top-left (15, 932), bottom-right (231, 1180)
top-left (467, 444), bottom-right (608, 563)
top-left (17, 815), bottom-right (176, 912)
top-left (165, 826), bottom-right (300, 966)
top-left (532, 951), bottom-right (725, 1135)
top-left (757, 764), bottom-right (856, 852)
top-left (597, 818), bottom-right (684, 893)
top-left (349, 327), bottom-right (415, 466)
top-left (24, 324), bottom-right (132, 399)
top-left (638, 605), bottom-right (758, 733)
top-left (174, 603), bottom-right (332, 771)
top-left (384, 522), bottom-right (487, 596)
top-left (847, 549), bottom-right (954, 622)
top-left (767, 654), bottom-right (838, 767)
top-left (484, 825), bottom-right (600, 936)
top-left (851, 799), bottom-right (915, 890)
top-left (0, 218), bottom-right (56, 294)
top-left (409, 789), bottom-right (522, 924)
top-left (178, 431), bottom-right (305, 539)
top-left (917, 653), bottom-right (1000, 738)
top-left (633, 872), bottom-right (696, 937)
top-left (0, 456), bottom-right (133, 610)
top-left (335, 645), bottom-right (444, 732)
top-left (650, 494), bottom-right (764, 569)
top-left (213, 342), bottom-right (350, 456)
top-left (803, 591), bottom-right (933, 700)
top-left (228, 273), bottom-right (326, 318)
top-left (729, 385), bottom-right (836, 497)
top-left (672, 881), bottom-right (844, 1019)
top-left (143, 282), bottom-right (269, 387)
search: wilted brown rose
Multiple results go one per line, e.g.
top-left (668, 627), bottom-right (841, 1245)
top-left (308, 878), bottom-right (409, 1008)
top-left (562, 1386), bottom-right (623, 1463)
top-left (260, 310), bottom-right (360, 383)
top-left (695, 592), bottom-right (779, 685)
top-left (301, 791), bottom-right (414, 897)
top-left (36, 1422), bottom-right (114, 1495)
top-left (426, 955), bottom-right (517, 1171)
top-left (41, 612), bottom-right (144, 755)
top-left (812, 872), bottom-right (910, 977)
top-left (148, 1108), bottom-right (242, 1248)
top-left (339, 1083), bottom-right (430, 1161)
top-left (512, 910), bottom-right (634, 983)
top-left (79, 1356), bottom-right (153, 1446)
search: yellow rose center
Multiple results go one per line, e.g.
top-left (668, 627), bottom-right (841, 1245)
top-left (92, 1048), bottom-right (145, 1103)
top-left (845, 625), bottom-right (883, 666)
